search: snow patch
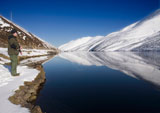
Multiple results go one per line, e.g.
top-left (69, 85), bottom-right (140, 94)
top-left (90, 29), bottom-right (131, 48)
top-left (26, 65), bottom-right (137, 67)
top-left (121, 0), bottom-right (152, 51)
top-left (23, 36), bottom-right (26, 40)
top-left (0, 65), bottom-right (39, 113)
top-left (0, 47), bottom-right (52, 57)
top-left (0, 18), bottom-right (10, 28)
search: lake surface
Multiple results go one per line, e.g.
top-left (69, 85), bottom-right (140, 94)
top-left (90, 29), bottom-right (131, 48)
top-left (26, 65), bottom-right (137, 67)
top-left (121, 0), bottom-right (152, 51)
top-left (36, 52), bottom-right (160, 113)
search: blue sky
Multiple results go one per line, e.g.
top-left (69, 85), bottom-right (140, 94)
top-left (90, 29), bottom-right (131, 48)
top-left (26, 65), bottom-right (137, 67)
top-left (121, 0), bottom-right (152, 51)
top-left (0, 0), bottom-right (159, 47)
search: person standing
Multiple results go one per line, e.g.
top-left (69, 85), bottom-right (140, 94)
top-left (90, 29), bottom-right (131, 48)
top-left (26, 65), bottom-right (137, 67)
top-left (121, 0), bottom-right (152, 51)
top-left (8, 29), bottom-right (21, 76)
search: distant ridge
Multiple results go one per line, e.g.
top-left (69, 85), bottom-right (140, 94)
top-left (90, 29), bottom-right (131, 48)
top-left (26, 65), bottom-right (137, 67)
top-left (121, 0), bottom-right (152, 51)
top-left (59, 9), bottom-right (160, 52)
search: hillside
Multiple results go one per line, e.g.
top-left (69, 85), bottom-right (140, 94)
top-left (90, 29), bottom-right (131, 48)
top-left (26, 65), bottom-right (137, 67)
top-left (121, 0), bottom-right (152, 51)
top-left (59, 9), bottom-right (160, 52)
top-left (0, 15), bottom-right (58, 51)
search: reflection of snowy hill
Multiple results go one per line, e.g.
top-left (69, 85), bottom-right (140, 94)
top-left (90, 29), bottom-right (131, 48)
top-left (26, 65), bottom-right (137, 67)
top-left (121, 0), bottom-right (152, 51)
top-left (59, 52), bottom-right (160, 88)
top-left (59, 9), bottom-right (160, 52)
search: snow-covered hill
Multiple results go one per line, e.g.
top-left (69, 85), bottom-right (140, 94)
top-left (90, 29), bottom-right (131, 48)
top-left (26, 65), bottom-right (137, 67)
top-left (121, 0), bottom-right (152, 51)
top-left (0, 15), bottom-right (58, 51)
top-left (59, 9), bottom-right (160, 52)
top-left (0, 15), bottom-right (59, 113)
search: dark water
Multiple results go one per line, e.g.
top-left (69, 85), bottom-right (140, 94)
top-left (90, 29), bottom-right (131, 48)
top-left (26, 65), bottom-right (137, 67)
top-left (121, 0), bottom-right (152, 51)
top-left (36, 52), bottom-right (160, 113)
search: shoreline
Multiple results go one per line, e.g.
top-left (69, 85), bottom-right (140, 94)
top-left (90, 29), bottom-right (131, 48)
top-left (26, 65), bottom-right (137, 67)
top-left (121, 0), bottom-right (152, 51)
top-left (6, 53), bottom-right (58, 113)
top-left (8, 64), bottom-right (46, 113)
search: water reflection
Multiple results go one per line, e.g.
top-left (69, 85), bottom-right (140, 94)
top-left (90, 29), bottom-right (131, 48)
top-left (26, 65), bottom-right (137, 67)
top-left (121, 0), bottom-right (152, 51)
top-left (59, 52), bottom-right (160, 89)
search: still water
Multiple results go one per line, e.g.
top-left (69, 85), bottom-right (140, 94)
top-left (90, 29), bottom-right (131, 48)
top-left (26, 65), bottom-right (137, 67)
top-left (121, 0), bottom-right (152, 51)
top-left (36, 52), bottom-right (160, 113)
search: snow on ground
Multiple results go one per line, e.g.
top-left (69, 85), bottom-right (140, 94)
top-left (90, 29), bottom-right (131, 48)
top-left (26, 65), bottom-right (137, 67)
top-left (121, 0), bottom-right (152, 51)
top-left (0, 48), bottom-right (52, 57)
top-left (0, 47), bottom-right (51, 113)
top-left (20, 56), bottom-right (49, 65)
top-left (0, 57), bottom-right (10, 65)
top-left (19, 49), bottom-right (51, 57)
top-left (0, 64), bottom-right (39, 113)
top-left (0, 18), bottom-right (10, 28)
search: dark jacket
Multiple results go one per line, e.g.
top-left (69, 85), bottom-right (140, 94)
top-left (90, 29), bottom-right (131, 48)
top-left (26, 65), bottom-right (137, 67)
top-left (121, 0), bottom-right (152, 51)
top-left (8, 35), bottom-right (20, 55)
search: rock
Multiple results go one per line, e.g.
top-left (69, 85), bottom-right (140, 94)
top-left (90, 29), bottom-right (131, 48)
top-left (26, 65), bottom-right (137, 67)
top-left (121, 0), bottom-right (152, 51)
top-left (19, 86), bottom-right (26, 90)
top-left (8, 96), bottom-right (18, 105)
top-left (31, 106), bottom-right (43, 113)
top-left (28, 88), bottom-right (36, 94)
top-left (18, 90), bottom-right (25, 96)
top-left (24, 81), bottom-right (33, 86)
top-left (24, 93), bottom-right (31, 100)
top-left (8, 64), bottom-right (46, 113)
top-left (29, 95), bottom-right (37, 102)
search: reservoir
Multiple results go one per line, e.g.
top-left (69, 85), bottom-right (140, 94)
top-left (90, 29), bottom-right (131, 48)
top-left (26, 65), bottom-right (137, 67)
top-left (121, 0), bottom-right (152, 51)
top-left (36, 52), bottom-right (160, 113)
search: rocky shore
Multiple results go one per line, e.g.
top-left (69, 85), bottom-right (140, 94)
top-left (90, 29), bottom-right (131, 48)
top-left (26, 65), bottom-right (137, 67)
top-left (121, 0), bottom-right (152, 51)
top-left (8, 64), bottom-right (46, 113)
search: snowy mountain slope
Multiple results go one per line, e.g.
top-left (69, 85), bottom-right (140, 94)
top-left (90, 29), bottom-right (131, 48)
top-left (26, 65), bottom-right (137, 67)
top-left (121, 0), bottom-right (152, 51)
top-left (59, 52), bottom-right (160, 88)
top-left (59, 36), bottom-right (93, 51)
top-left (0, 15), bottom-right (58, 51)
top-left (59, 9), bottom-right (160, 51)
